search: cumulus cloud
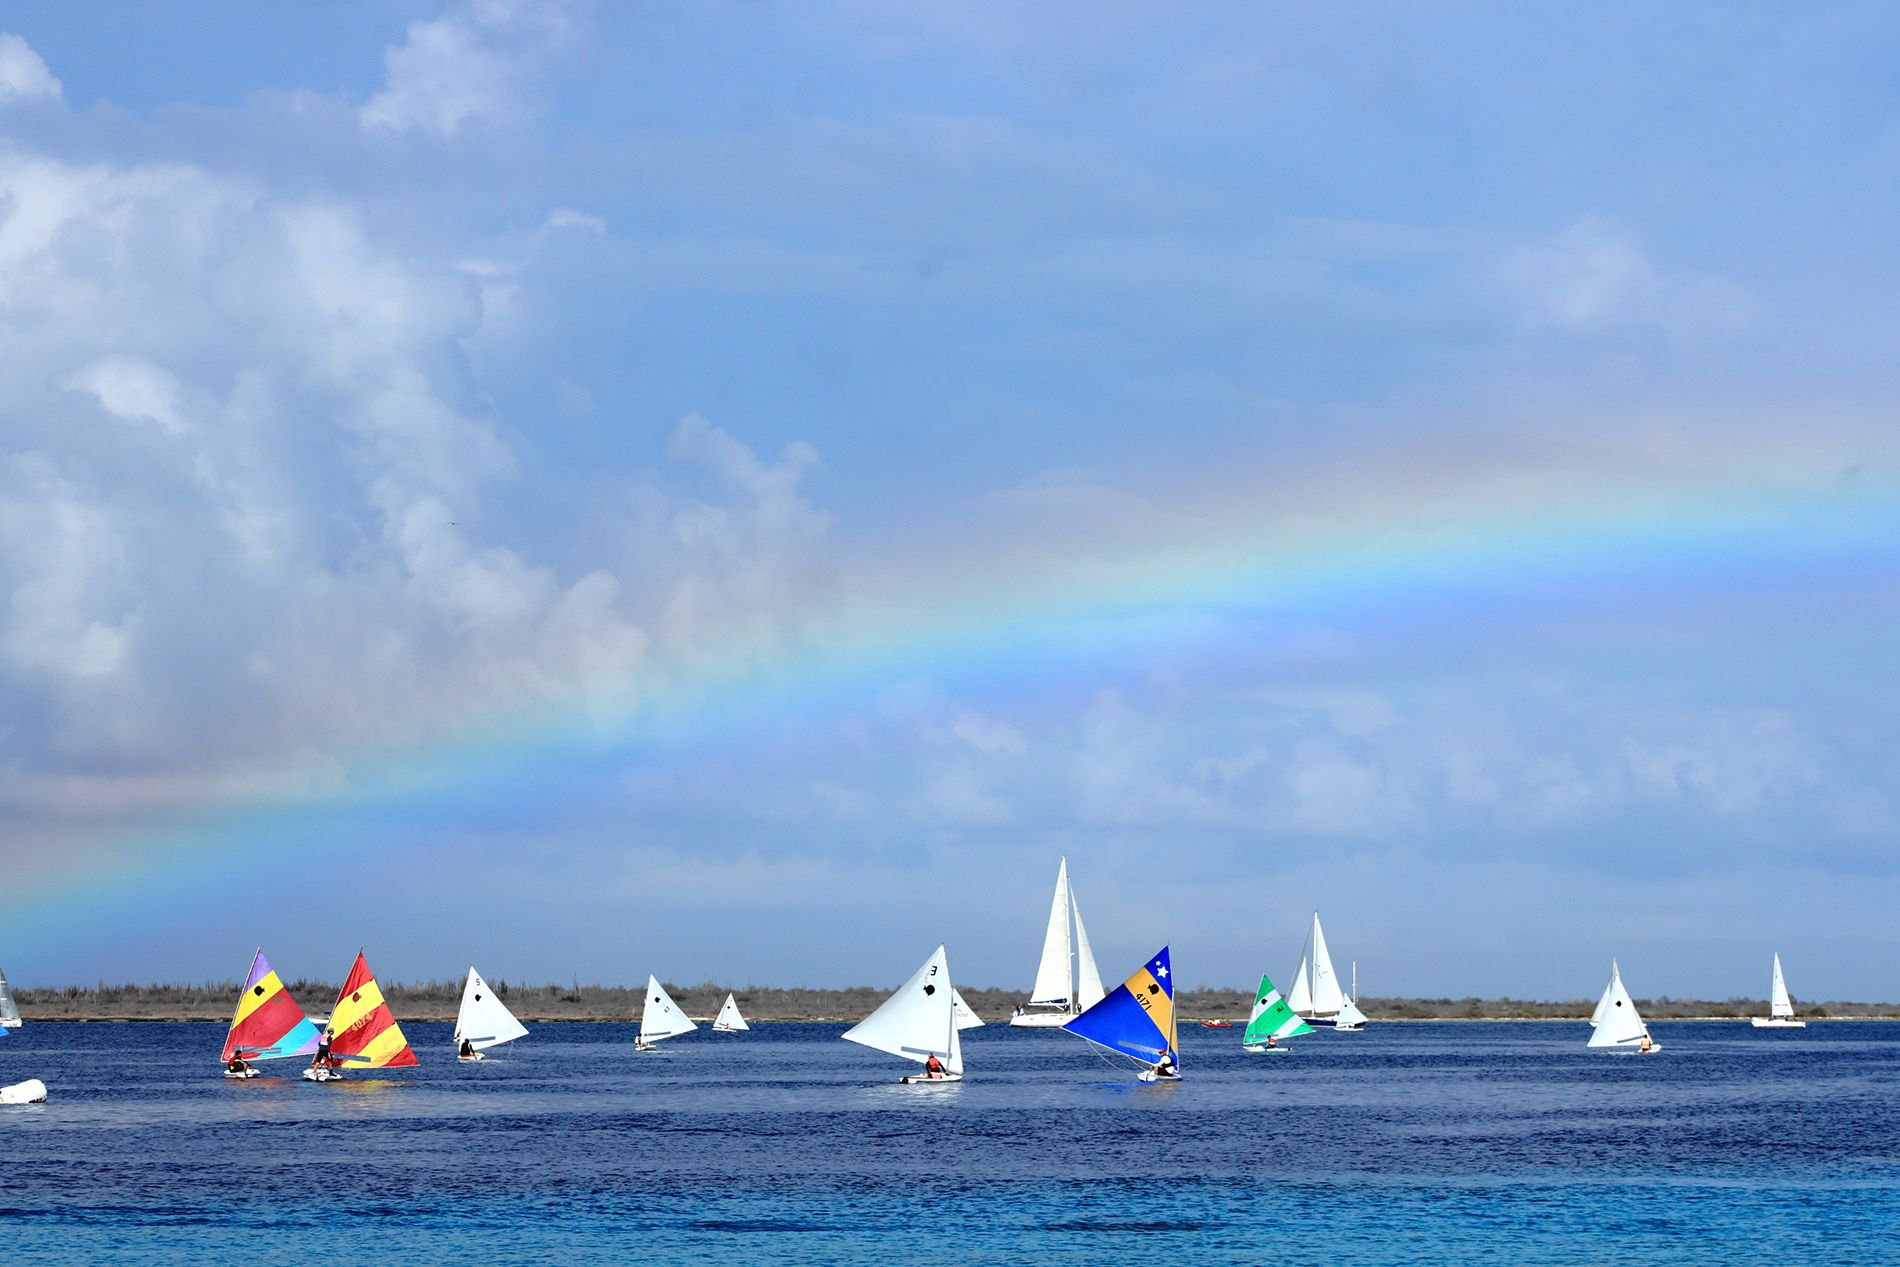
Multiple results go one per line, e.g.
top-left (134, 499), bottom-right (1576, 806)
top-left (359, 0), bottom-right (573, 136)
top-left (0, 33), bottom-right (60, 103)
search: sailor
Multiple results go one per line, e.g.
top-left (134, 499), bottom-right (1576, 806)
top-left (1155, 1048), bottom-right (1178, 1078)
top-left (1638, 1034), bottom-right (1653, 1054)
top-left (1264, 1035), bottom-right (1277, 1050)
top-left (923, 1053), bottom-right (946, 1079)
top-left (313, 1028), bottom-right (335, 1072)
top-left (226, 1051), bottom-right (251, 1076)
top-left (459, 1038), bottom-right (476, 1059)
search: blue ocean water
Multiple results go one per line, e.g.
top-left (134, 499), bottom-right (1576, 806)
top-left (2, 1019), bottom-right (1897, 1264)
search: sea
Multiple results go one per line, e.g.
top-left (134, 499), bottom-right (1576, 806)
top-left (2, 1019), bottom-right (1897, 1264)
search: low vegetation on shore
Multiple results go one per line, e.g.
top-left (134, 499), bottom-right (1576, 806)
top-left (13, 982), bottom-right (1890, 1022)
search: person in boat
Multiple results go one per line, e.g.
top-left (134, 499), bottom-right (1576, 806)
top-left (313, 1028), bottom-right (336, 1072)
top-left (1264, 1035), bottom-right (1277, 1050)
top-left (459, 1037), bottom-right (476, 1059)
top-left (923, 1053), bottom-right (946, 1079)
top-left (1155, 1048), bottom-right (1178, 1078)
top-left (226, 1051), bottom-right (251, 1076)
top-left (1639, 1034), bottom-right (1653, 1053)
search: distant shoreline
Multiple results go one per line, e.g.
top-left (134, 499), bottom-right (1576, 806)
top-left (14, 983), bottom-right (1894, 1024)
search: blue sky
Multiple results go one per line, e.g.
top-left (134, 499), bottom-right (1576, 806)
top-left (2, 3), bottom-right (1897, 1000)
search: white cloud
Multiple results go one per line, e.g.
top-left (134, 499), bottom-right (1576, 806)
top-left (1508, 215), bottom-right (1757, 337)
top-left (63, 356), bottom-right (192, 436)
top-left (0, 33), bottom-right (60, 103)
top-left (949, 710), bottom-right (1026, 756)
top-left (359, 1), bottom-right (574, 136)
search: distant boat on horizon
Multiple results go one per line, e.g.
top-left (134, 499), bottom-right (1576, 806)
top-left (637, 976), bottom-right (698, 1051)
top-left (1751, 953), bottom-right (1807, 1029)
top-left (1588, 960), bottom-right (1660, 1053)
top-left (1011, 857), bottom-right (1106, 1028)
top-left (1288, 912), bottom-right (1367, 1030)
top-left (1242, 970), bottom-right (1313, 1053)
top-left (712, 992), bottom-right (749, 1033)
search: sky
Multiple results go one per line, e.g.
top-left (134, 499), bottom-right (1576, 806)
top-left (2, 2), bottom-right (1898, 1000)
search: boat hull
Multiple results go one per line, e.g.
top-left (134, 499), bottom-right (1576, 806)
top-left (1007, 1011), bottom-right (1076, 1028)
top-left (898, 1072), bottom-right (963, 1084)
top-left (1751, 1018), bottom-right (1807, 1028)
top-left (1, 1078), bottom-right (47, 1104)
top-left (223, 1068), bottom-right (259, 1080)
top-left (1242, 1044), bottom-right (1291, 1054)
top-left (1137, 1069), bottom-right (1182, 1083)
top-left (301, 1066), bottom-right (343, 1082)
top-left (1300, 1016), bottom-right (1366, 1030)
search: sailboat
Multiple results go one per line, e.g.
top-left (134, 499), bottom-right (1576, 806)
top-left (1590, 958), bottom-right (1621, 1027)
top-left (305, 950), bottom-right (421, 1081)
top-left (1587, 961), bottom-right (1660, 1053)
top-left (636, 975), bottom-right (698, 1051)
top-left (842, 945), bottom-right (964, 1084)
top-left (1009, 857), bottom-right (1107, 1027)
top-left (0, 964), bottom-right (46, 1105)
top-left (1751, 953), bottom-right (1807, 1029)
top-left (1336, 961), bottom-right (1369, 1031)
top-left (712, 993), bottom-right (750, 1032)
top-left (1065, 946), bottom-right (1179, 1082)
top-left (1242, 972), bottom-right (1313, 1053)
top-left (221, 948), bottom-right (323, 1077)
top-left (1287, 912), bottom-right (1363, 1029)
top-left (454, 966), bottom-right (528, 1059)
top-left (952, 988), bottom-right (984, 1030)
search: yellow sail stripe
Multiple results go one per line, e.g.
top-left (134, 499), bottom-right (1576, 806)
top-left (231, 970), bottom-right (284, 1026)
top-left (329, 978), bottom-right (386, 1037)
top-left (1125, 967), bottom-right (1177, 1054)
top-left (353, 1022), bottom-right (414, 1069)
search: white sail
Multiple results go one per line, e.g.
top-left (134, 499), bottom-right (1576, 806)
top-left (1587, 968), bottom-right (1651, 1048)
top-left (1286, 952), bottom-right (1313, 1015)
top-left (1590, 959), bottom-right (1621, 1027)
top-left (1071, 888), bottom-right (1106, 1011)
top-left (639, 975), bottom-right (698, 1045)
top-left (1770, 953), bottom-right (1794, 1020)
top-left (713, 993), bottom-right (749, 1032)
top-left (1336, 995), bottom-right (1369, 1029)
top-left (1028, 858), bottom-right (1074, 1006)
top-left (454, 967), bottom-right (528, 1052)
top-left (0, 965), bottom-right (20, 1029)
top-left (951, 988), bottom-right (984, 1030)
top-left (843, 945), bottom-right (960, 1073)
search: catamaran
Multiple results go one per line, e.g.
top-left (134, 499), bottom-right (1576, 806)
top-left (636, 975), bottom-right (697, 1051)
top-left (0, 964), bottom-right (47, 1105)
top-left (221, 948), bottom-right (323, 1078)
top-left (1751, 953), bottom-right (1806, 1029)
top-left (712, 993), bottom-right (749, 1032)
top-left (454, 966), bottom-right (528, 1059)
top-left (842, 945), bottom-right (964, 1084)
top-left (1288, 912), bottom-right (1365, 1029)
top-left (1010, 857), bottom-right (1106, 1027)
top-left (1242, 971), bottom-right (1313, 1053)
top-left (305, 950), bottom-right (420, 1081)
top-left (1065, 946), bottom-right (1179, 1082)
top-left (1587, 961), bottom-right (1660, 1053)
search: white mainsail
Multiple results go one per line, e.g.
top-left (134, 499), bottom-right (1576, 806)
top-left (951, 988), bottom-right (984, 1030)
top-left (1587, 967), bottom-right (1653, 1049)
top-left (1770, 953), bottom-right (1794, 1020)
top-left (1335, 962), bottom-right (1368, 1029)
top-left (0, 965), bottom-right (20, 1030)
top-left (843, 945), bottom-right (962, 1075)
top-left (713, 993), bottom-right (749, 1032)
top-left (455, 967), bottom-right (528, 1052)
top-left (1071, 888), bottom-right (1106, 1011)
top-left (639, 975), bottom-right (698, 1045)
top-left (1028, 859), bottom-right (1074, 1006)
top-left (1590, 959), bottom-right (1621, 1027)
top-left (1289, 913), bottom-right (1346, 1018)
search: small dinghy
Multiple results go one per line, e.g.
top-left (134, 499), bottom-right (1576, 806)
top-left (305, 950), bottom-right (421, 1081)
top-left (636, 976), bottom-right (698, 1051)
top-left (1751, 954), bottom-right (1807, 1029)
top-left (1064, 946), bottom-right (1181, 1082)
top-left (1588, 961), bottom-right (1661, 1053)
top-left (220, 948), bottom-right (323, 1079)
top-left (2, 1078), bottom-right (47, 1105)
top-left (712, 993), bottom-right (750, 1033)
top-left (1241, 971), bottom-right (1313, 1053)
top-left (455, 966), bottom-right (529, 1060)
top-left (843, 945), bottom-right (965, 1084)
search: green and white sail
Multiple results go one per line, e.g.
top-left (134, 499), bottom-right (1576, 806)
top-left (1242, 973), bottom-right (1313, 1046)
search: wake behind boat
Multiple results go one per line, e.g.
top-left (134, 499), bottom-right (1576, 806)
top-left (1751, 953), bottom-right (1806, 1029)
top-left (842, 945), bottom-right (965, 1084)
top-left (1010, 857), bottom-right (1106, 1027)
top-left (1064, 946), bottom-right (1180, 1082)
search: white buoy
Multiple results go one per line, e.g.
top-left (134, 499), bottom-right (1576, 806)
top-left (1, 1078), bottom-right (48, 1105)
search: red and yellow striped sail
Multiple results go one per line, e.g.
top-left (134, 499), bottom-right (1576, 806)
top-left (326, 950), bottom-right (419, 1069)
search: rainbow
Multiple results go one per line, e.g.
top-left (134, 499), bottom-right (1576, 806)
top-left (13, 441), bottom-right (1900, 952)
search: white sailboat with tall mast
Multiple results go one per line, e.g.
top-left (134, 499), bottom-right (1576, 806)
top-left (454, 966), bottom-right (529, 1060)
top-left (636, 975), bottom-right (698, 1051)
top-left (1287, 912), bottom-right (1364, 1029)
top-left (1009, 857), bottom-right (1106, 1027)
top-left (843, 945), bottom-right (964, 1084)
top-left (1588, 961), bottom-right (1660, 1052)
top-left (1751, 953), bottom-right (1806, 1029)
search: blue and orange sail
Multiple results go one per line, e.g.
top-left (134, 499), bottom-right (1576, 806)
top-left (221, 948), bottom-right (322, 1062)
top-left (1064, 945), bottom-right (1177, 1070)
top-left (325, 950), bottom-right (419, 1068)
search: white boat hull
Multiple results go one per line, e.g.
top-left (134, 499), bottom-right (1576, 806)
top-left (1007, 1011), bottom-right (1075, 1028)
top-left (302, 1066), bottom-right (343, 1082)
top-left (458, 1052), bottom-right (485, 1062)
top-left (1137, 1069), bottom-right (1182, 1083)
top-left (223, 1068), bottom-right (259, 1080)
top-left (1751, 1018), bottom-right (1807, 1028)
top-left (898, 1072), bottom-right (963, 1084)
top-left (1242, 1044), bottom-right (1291, 1054)
top-left (1, 1078), bottom-right (47, 1105)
